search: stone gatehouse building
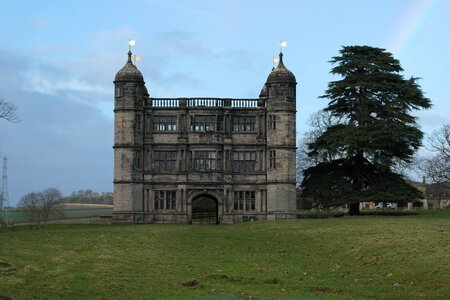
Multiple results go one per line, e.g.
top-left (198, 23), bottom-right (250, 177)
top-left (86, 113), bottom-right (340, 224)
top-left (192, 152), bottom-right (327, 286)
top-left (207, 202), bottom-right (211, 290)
top-left (113, 50), bottom-right (297, 224)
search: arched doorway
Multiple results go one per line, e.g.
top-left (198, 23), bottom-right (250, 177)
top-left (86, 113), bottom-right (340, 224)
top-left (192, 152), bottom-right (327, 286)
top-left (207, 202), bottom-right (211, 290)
top-left (191, 195), bottom-right (218, 225)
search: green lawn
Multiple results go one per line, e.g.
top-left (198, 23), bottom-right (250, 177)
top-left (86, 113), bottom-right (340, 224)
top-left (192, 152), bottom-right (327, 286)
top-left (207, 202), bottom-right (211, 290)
top-left (1, 207), bottom-right (112, 224)
top-left (0, 212), bottom-right (449, 299)
top-left (62, 207), bottom-right (112, 219)
top-left (0, 210), bottom-right (29, 223)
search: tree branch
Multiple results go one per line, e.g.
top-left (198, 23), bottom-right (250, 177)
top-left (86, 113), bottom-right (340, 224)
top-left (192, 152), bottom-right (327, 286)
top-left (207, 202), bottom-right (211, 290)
top-left (0, 99), bottom-right (20, 123)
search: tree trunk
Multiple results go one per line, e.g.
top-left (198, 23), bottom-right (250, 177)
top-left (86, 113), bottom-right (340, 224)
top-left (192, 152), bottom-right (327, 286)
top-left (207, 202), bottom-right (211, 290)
top-left (349, 203), bottom-right (360, 215)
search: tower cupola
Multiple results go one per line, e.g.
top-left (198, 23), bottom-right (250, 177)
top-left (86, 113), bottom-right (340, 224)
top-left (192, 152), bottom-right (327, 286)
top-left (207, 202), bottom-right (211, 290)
top-left (266, 52), bottom-right (296, 84)
top-left (114, 51), bottom-right (144, 83)
top-left (259, 85), bottom-right (267, 98)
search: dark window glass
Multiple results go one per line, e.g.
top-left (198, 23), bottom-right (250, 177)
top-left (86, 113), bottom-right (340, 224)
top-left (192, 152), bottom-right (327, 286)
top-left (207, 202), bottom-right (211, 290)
top-left (192, 151), bottom-right (221, 171)
top-left (153, 116), bottom-right (177, 131)
top-left (269, 151), bottom-right (276, 169)
top-left (288, 87), bottom-right (295, 98)
top-left (233, 151), bottom-right (256, 172)
top-left (233, 191), bottom-right (256, 211)
top-left (269, 115), bottom-right (276, 130)
top-left (269, 87), bottom-right (275, 97)
top-left (153, 151), bottom-right (177, 172)
top-left (154, 190), bottom-right (176, 210)
top-left (191, 115), bottom-right (217, 132)
top-left (134, 114), bottom-right (141, 129)
top-left (134, 85), bottom-right (142, 96)
top-left (133, 150), bottom-right (141, 170)
top-left (115, 86), bottom-right (123, 97)
top-left (232, 116), bottom-right (256, 132)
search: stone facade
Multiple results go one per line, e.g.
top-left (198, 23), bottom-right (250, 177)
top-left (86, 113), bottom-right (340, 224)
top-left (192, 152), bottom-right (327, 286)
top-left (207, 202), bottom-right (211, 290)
top-left (113, 51), bottom-right (297, 224)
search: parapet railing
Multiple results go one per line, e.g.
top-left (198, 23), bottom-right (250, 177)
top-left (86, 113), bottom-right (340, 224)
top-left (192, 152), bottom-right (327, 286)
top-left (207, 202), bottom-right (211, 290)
top-left (149, 98), bottom-right (261, 108)
top-left (230, 99), bottom-right (259, 108)
top-left (188, 98), bottom-right (224, 107)
top-left (151, 98), bottom-right (180, 107)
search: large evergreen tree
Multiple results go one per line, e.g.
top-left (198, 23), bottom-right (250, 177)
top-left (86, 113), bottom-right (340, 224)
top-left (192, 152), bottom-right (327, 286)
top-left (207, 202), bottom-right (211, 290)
top-left (301, 46), bottom-right (431, 214)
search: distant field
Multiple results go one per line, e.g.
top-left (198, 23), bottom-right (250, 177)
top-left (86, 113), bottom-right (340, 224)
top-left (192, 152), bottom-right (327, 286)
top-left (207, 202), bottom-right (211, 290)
top-left (0, 211), bottom-right (449, 299)
top-left (0, 204), bottom-right (112, 224)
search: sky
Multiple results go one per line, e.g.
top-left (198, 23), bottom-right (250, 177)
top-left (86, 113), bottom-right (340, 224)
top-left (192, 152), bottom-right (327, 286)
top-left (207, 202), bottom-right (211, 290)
top-left (0, 0), bottom-right (449, 206)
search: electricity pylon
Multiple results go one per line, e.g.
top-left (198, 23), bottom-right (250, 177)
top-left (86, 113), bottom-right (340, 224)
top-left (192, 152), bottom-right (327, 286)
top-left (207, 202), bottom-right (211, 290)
top-left (1, 156), bottom-right (10, 224)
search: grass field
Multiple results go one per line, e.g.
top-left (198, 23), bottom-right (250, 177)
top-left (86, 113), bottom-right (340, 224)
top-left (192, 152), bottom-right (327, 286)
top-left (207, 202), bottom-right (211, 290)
top-left (1, 205), bottom-right (113, 224)
top-left (0, 211), bottom-right (449, 299)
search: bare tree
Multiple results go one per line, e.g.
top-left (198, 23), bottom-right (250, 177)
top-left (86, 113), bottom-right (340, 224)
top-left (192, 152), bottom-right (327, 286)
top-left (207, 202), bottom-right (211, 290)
top-left (0, 99), bottom-right (19, 123)
top-left (296, 109), bottom-right (344, 183)
top-left (17, 188), bottom-right (63, 224)
top-left (429, 124), bottom-right (450, 157)
top-left (296, 136), bottom-right (312, 185)
top-left (421, 124), bottom-right (450, 184)
top-left (39, 188), bottom-right (63, 224)
top-left (17, 192), bottom-right (41, 224)
top-left (391, 156), bottom-right (420, 179)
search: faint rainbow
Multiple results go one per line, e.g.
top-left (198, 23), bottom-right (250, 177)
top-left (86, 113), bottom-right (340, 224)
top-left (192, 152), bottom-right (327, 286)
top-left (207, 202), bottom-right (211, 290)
top-left (389, 0), bottom-right (442, 58)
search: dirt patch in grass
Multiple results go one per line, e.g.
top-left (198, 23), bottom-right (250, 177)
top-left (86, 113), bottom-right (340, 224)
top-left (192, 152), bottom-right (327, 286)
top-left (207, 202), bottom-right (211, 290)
top-left (51, 256), bottom-right (65, 263)
top-left (0, 261), bottom-right (12, 268)
top-left (24, 264), bottom-right (41, 273)
top-left (0, 261), bottom-right (16, 275)
top-left (263, 277), bottom-right (281, 284)
top-left (309, 286), bottom-right (342, 293)
top-left (181, 279), bottom-right (199, 287)
top-left (209, 274), bottom-right (244, 282)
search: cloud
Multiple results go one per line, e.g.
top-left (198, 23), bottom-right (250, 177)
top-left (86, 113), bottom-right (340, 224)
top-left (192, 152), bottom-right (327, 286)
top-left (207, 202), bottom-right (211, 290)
top-left (153, 30), bottom-right (214, 59)
top-left (24, 73), bottom-right (110, 96)
top-left (19, 59), bottom-right (113, 118)
top-left (1, 43), bottom-right (116, 120)
top-left (149, 72), bottom-right (209, 98)
top-left (165, 73), bottom-right (207, 89)
top-left (151, 30), bottom-right (256, 68)
top-left (416, 111), bottom-right (450, 128)
top-left (132, 30), bottom-right (259, 97)
top-left (0, 48), bottom-right (114, 205)
top-left (0, 48), bottom-right (30, 96)
top-left (0, 89), bottom-right (114, 206)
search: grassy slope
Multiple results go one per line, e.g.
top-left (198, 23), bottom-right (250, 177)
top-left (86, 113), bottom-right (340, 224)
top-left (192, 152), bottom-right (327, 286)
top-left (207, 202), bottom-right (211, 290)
top-left (0, 212), bottom-right (449, 299)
